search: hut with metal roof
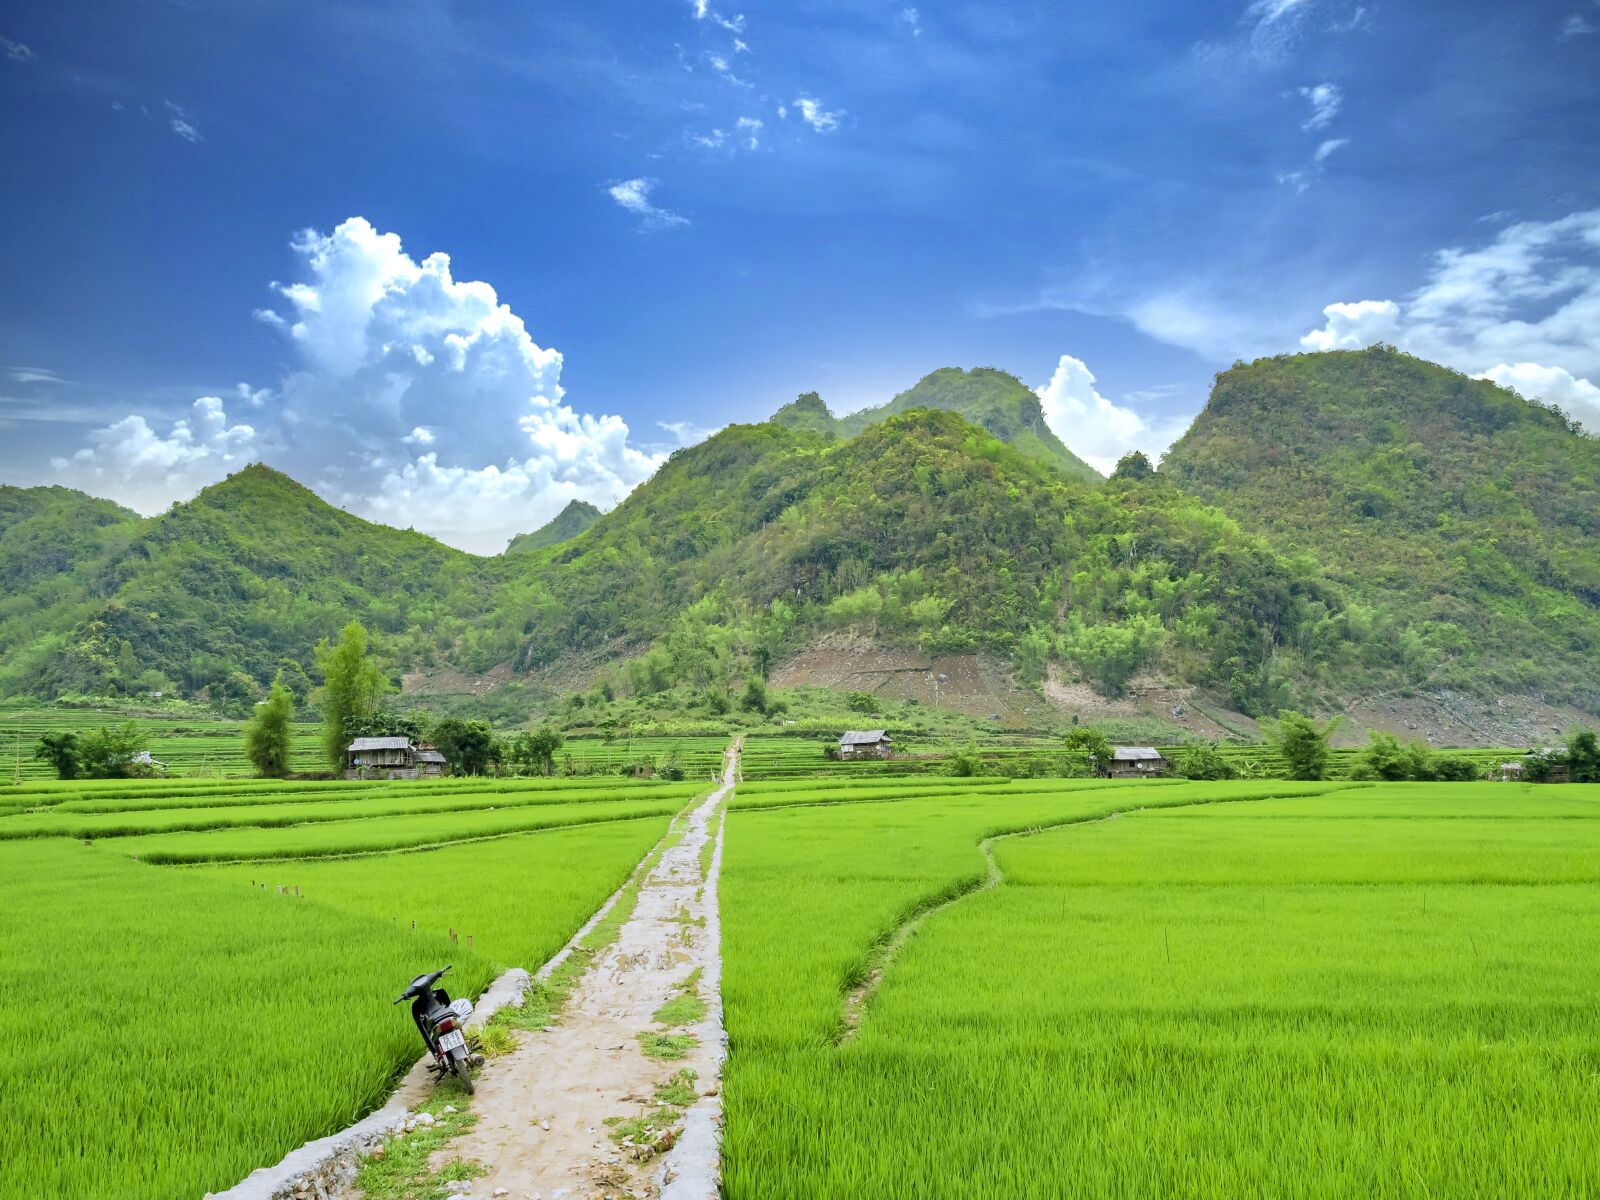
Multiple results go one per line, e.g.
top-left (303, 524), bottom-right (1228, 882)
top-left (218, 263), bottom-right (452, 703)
top-left (1100, 746), bottom-right (1169, 779)
top-left (838, 730), bottom-right (894, 760)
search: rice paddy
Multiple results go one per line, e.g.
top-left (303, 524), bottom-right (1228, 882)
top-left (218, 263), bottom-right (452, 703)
top-left (718, 777), bottom-right (1600, 1198)
top-left (5, 753), bottom-right (1596, 1199)
top-left (0, 773), bottom-right (691, 1200)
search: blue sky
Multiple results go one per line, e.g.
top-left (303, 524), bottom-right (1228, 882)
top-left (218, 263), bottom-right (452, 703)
top-left (1, 0), bottom-right (1597, 551)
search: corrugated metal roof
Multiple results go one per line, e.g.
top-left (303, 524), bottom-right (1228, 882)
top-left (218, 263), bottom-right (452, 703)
top-left (839, 730), bottom-right (891, 745)
top-left (415, 750), bottom-right (448, 764)
top-left (347, 736), bottom-right (413, 752)
top-left (1111, 746), bottom-right (1165, 761)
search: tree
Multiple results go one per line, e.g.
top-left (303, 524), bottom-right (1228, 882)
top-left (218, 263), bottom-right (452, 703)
top-left (1063, 726), bottom-right (1113, 775)
top-left (1567, 728), bottom-right (1600, 784)
top-left (35, 732), bottom-right (82, 780)
top-left (517, 724), bottom-right (563, 776)
top-left (313, 621), bottom-right (389, 770)
top-left (1175, 743), bottom-right (1237, 780)
top-left (79, 723), bottom-right (145, 779)
top-left (1270, 710), bottom-right (1343, 780)
top-left (244, 672), bottom-right (295, 778)
top-left (1112, 451), bottom-right (1155, 481)
top-left (846, 691), bottom-right (880, 714)
top-left (432, 717), bottom-right (496, 776)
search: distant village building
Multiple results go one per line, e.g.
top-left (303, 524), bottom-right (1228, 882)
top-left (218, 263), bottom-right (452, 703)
top-left (345, 737), bottom-right (446, 780)
top-left (1495, 761), bottom-right (1524, 782)
top-left (838, 730), bottom-right (894, 760)
top-left (131, 750), bottom-right (166, 775)
top-left (1100, 746), bottom-right (1169, 779)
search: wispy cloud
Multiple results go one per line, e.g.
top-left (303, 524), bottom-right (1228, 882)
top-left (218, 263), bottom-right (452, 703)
top-left (606, 177), bottom-right (690, 229)
top-left (1, 34), bottom-right (35, 62)
top-left (1561, 12), bottom-right (1597, 38)
top-left (165, 101), bottom-right (202, 144)
top-left (1298, 82), bottom-right (1341, 130)
top-left (899, 7), bottom-right (923, 37)
top-left (795, 96), bottom-right (842, 133)
top-left (736, 116), bottom-right (763, 149)
top-left (1313, 137), bottom-right (1348, 163)
top-left (9, 366), bottom-right (65, 384)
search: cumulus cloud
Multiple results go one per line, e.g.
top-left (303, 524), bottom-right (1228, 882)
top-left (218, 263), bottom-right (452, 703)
top-left (52, 217), bottom-right (667, 552)
top-left (51, 397), bottom-right (258, 512)
top-left (607, 177), bottom-right (690, 229)
top-left (795, 96), bottom-right (842, 133)
top-left (1299, 83), bottom-right (1341, 130)
top-left (1035, 355), bottom-right (1193, 475)
top-left (1298, 209), bottom-right (1600, 431)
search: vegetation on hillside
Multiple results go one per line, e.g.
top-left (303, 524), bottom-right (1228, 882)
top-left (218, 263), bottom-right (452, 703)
top-left (1162, 346), bottom-right (1600, 709)
top-left (505, 499), bottom-right (602, 554)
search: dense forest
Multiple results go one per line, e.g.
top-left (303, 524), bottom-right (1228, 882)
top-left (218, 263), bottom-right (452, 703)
top-left (1, 348), bottom-right (1595, 721)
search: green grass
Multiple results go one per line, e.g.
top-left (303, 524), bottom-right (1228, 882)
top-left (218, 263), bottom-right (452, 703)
top-left (718, 779), bottom-right (1600, 1198)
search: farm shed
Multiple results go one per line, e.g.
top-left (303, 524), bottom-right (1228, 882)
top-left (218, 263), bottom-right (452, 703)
top-left (414, 748), bottom-right (448, 779)
top-left (838, 730), bottom-right (894, 760)
top-left (345, 736), bottom-right (432, 780)
top-left (1101, 746), bottom-right (1169, 778)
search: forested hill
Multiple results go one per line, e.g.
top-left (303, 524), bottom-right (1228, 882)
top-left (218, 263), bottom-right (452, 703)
top-left (1161, 347), bottom-right (1600, 710)
top-left (505, 499), bottom-right (602, 554)
top-left (770, 367), bottom-right (1102, 483)
top-left (2, 350), bottom-right (1597, 723)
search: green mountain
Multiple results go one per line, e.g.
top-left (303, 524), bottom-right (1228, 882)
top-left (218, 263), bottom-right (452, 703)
top-left (3, 351), bottom-right (1596, 727)
top-left (506, 499), bottom-right (603, 554)
top-left (771, 368), bottom-right (1102, 483)
top-left (0, 465), bottom-right (497, 705)
top-left (1160, 346), bottom-right (1600, 711)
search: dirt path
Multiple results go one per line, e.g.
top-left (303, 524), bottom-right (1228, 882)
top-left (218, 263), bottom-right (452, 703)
top-left (433, 746), bottom-right (736, 1200)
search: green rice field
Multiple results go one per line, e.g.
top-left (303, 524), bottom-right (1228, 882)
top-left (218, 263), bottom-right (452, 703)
top-left (0, 773), bottom-right (693, 1199)
top-left (4, 751), bottom-right (1596, 1199)
top-left (719, 777), bottom-right (1600, 1198)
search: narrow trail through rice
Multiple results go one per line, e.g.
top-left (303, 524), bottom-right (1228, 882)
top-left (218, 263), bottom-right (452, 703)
top-left (424, 745), bottom-right (737, 1200)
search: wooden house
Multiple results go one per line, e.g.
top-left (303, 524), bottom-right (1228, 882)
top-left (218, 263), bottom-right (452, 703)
top-left (345, 736), bottom-right (439, 780)
top-left (1101, 746), bottom-right (1169, 778)
top-left (838, 730), bottom-right (894, 760)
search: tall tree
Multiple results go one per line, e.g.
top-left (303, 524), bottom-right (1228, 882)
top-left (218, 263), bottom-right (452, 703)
top-left (431, 717), bottom-right (496, 776)
top-left (245, 672), bottom-right (295, 778)
top-left (1270, 710), bottom-right (1344, 780)
top-left (34, 732), bottom-right (82, 780)
top-left (313, 621), bottom-right (388, 770)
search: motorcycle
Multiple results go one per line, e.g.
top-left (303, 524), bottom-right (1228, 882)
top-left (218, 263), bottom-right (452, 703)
top-left (393, 965), bottom-right (479, 1093)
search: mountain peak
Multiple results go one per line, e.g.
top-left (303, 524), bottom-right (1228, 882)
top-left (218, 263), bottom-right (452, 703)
top-left (769, 391), bottom-right (837, 434)
top-left (505, 498), bottom-right (604, 555)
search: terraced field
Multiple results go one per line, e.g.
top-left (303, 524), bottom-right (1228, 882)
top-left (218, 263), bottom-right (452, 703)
top-left (0, 773), bottom-right (696, 1199)
top-left (0, 702), bottom-right (323, 779)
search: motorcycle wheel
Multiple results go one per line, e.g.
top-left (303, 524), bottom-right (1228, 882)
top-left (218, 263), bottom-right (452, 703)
top-left (450, 1046), bottom-right (475, 1095)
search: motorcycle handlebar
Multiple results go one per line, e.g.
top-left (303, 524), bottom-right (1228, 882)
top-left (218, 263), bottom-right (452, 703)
top-left (392, 964), bottom-right (452, 1004)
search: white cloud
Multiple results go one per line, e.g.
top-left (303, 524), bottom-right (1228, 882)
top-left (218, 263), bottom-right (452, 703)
top-left (50, 397), bottom-right (258, 512)
top-left (1299, 83), bottom-right (1341, 130)
top-left (1298, 299), bottom-right (1401, 351)
top-left (1297, 209), bottom-right (1600, 431)
top-left (1479, 363), bottom-right (1600, 429)
top-left (1, 35), bottom-right (35, 62)
top-left (607, 177), bottom-right (690, 229)
top-left (736, 116), bottom-right (763, 149)
top-left (795, 96), bottom-right (842, 133)
top-left (1561, 12), bottom-right (1596, 38)
top-left (657, 419), bottom-right (723, 447)
top-left (689, 128), bottom-right (726, 149)
top-left (899, 7), bottom-right (923, 36)
top-left (9, 366), bottom-right (64, 384)
top-left (52, 217), bottom-right (668, 553)
top-left (1313, 137), bottom-right (1349, 163)
top-left (1035, 355), bottom-right (1193, 475)
top-left (165, 101), bottom-right (202, 144)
